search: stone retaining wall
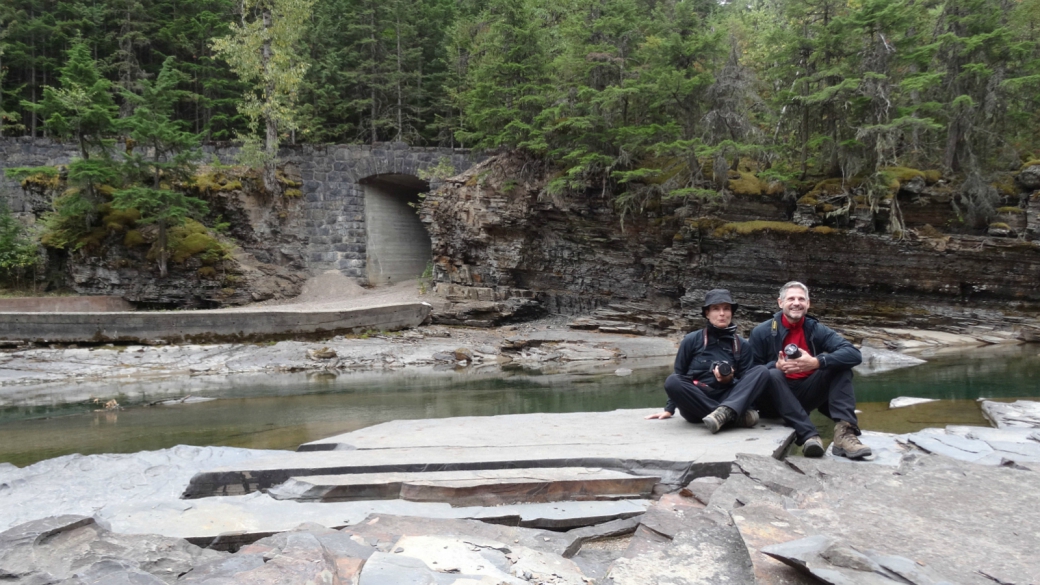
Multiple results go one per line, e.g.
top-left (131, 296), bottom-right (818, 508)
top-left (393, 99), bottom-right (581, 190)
top-left (0, 138), bottom-right (483, 279)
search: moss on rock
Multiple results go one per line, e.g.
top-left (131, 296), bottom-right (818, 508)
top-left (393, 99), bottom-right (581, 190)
top-left (153, 219), bottom-right (226, 264)
top-left (996, 206), bottom-right (1025, 214)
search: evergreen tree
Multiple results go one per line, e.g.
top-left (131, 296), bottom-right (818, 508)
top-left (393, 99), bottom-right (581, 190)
top-left (453, 0), bottom-right (550, 150)
top-left (25, 39), bottom-right (120, 245)
top-left (113, 57), bottom-right (207, 277)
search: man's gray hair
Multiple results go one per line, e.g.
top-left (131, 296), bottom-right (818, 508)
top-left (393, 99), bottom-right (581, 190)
top-left (778, 281), bottom-right (810, 300)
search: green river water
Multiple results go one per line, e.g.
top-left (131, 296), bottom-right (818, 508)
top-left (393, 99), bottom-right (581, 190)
top-left (1, 344), bottom-right (1038, 467)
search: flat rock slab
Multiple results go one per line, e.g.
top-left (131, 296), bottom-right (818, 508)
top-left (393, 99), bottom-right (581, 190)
top-left (981, 399), bottom-right (1040, 428)
top-left (0, 446), bottom-right (284, 534)
top-left (760, 534), bottom-right (954, 585)
top-left (184, 409), bottom-right (794, 498)
top-left (268, 467), bottom-right (659, 506)
top-left (824, 430), bottom-right (911, 466)
top-left (101, 493), bottom-right (651, 546)
top-left (888, 396), bottom-right (937, 408)
top-left (729, 502), bottom-right (817, 585)
top-left (606, 511), bottom-right (754, 584)
top-left (600, 491), bottom-right (756, 584)
top-left (718, 453), bottom-right (1040, 585)
top-left (359, 534), bottom-right (589, 585)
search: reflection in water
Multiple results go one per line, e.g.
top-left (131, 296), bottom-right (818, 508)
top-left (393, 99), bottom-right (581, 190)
top-left (1, 344), bottom-right (1038, 467)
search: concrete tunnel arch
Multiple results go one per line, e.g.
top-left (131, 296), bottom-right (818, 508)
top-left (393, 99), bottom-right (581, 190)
top-left (359, 173), bottom-right (433, 285)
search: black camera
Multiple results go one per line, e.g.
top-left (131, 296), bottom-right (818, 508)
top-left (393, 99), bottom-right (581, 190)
top-left (712, 361), bottom-right (733, 377)
top-left (784, 344), bottom-right (802, 359)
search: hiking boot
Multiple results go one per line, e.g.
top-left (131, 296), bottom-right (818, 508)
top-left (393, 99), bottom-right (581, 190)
top-left (702, 406), bottom-right (735, 434)
top-left (832, 420), bottom-right (872, 459)
top-left (737, 409), bottom-right (759, 428)
top-left (802, 436), bottom-right (824, 458)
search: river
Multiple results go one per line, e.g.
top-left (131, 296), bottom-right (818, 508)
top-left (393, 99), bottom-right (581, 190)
top-left (2, 344), bottom-right (1038, 467)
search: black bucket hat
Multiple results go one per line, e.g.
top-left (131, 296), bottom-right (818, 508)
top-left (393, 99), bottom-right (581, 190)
top-left (702, 289), bottom-right (738, 317)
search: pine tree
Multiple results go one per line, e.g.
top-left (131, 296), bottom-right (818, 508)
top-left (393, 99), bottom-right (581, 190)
top-left (453, 0), bottom-right (549, 150)
top-left (24, 38), bottom-right (120, 245)
top-left (113, 57), bottom-right (207, 277)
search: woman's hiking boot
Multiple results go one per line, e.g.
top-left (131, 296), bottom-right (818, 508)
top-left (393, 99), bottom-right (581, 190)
top-left (802, 436), bottom-right (824, 457)
top-left (702, 406), bottom-right (735, 434)
top-left (832, 420), bottom-right (872, 459)
top-left (738, 409), bottom-right (759, 428)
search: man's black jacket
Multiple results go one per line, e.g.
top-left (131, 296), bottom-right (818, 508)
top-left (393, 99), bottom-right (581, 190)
top-left (748, 312), bottom-right (862, 371)
top-left (665, 326), bottom-right (753, 414)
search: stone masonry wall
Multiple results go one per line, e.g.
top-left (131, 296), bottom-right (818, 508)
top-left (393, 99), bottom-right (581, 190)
top-left (286, 142), bottom-right (481, 276)
top-left (0, 137), bottom-right (482, 279)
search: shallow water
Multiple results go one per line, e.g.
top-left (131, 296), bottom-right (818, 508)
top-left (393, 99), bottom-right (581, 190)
top-left (1, 344), bottom-right (1038, 467)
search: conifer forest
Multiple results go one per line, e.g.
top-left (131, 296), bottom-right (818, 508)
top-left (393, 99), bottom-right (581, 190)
top-left (1, 0), bottom-right (1039, 230)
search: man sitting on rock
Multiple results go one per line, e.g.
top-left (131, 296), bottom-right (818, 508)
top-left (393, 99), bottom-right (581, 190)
top-left (645, 289), bottom-right (774, 433)
top-left (748, 281), bottom-right (871, 459)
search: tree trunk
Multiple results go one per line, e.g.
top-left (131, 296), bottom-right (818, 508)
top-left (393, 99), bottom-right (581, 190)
top-left (370, 6), bottom-right (377, 145)
top-left (396, 13), bottom-right (403, 141)
top-left (158, 219), bottom-right (168, 278)
top-left (262, 8), bottom-right (278, 193)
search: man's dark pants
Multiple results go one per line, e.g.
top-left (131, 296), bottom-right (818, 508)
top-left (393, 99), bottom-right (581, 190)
top-left (664, 365), bottom-right (773, 423)
top-left (759, 367), bottom-right (858, 443)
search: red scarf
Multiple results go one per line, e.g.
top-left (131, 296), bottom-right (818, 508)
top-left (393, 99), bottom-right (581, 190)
top-left (781, 315), bottom-right (812, 380)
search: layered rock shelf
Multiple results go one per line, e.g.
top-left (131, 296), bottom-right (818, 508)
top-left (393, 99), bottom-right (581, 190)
top-left (421, 154), bottom-right (1040, 340)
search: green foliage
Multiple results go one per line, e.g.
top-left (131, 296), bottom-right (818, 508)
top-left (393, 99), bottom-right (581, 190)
top-left (0, 0), bottom-right (1036, 235)
top-left (29, 39), bottom-right (118, 159)
top-left (0, 201), bottom-right (38, 276)
top-left (212, 0), bottom-right (314, 189)
top-left (417, 157), bottom-right (456, 182)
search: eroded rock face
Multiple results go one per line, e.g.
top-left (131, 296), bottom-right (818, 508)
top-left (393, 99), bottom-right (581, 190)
top-left (422, 154), bottom-right (1040, 337)
top-left (67, 182), bottom-right (309, 308)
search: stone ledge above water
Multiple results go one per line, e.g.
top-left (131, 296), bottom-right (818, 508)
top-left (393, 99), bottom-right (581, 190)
top-left (0, 301), bottom-right (431, 344)
top-left (183, 409), bottom-right (795, 498)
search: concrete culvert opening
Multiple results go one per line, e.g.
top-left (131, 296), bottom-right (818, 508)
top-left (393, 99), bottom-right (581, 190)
top-left (360, 173), bottom-right (432, 286)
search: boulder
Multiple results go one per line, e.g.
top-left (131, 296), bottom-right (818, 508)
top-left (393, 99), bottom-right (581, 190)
top-left (0, 516), bottom-right (224, 584)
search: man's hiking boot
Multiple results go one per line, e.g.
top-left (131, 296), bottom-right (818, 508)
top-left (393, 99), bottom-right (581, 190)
top-left (738, 409), bottom-right (759, 428)
top-left (832, 420), bottom-right (872, 459)
top-left (802, 436), bottom-right (824, 458)
top-left (702, 406), bottom-right (735, 434)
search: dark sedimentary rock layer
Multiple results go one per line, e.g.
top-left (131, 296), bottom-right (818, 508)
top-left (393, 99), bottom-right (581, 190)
top-left (422, 154), bottom-right (1040, 337)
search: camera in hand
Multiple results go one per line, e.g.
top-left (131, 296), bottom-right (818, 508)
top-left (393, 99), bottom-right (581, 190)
top-left (712, 360), bottom-right (733, 377)
top-left (783, 344), bottom-right (802, 359)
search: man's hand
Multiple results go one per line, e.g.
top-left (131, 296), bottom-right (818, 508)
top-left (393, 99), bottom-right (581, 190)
top-left (777, 351), bottom-right (820, 375)
top-left (645, 411), bottom-right (673, 420)
top-left (713, 365), bottom-right (734, 385)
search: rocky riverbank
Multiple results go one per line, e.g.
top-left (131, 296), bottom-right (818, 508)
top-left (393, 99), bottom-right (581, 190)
top-left (3, 401), bottom-right (1040, 584)
top-left (0, 314), bottom-right (1015, 403)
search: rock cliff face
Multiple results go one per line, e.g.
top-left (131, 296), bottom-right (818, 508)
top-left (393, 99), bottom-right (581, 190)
top-left (422, 154), bottom-right (1040, 339)
top-left (71, 178), bottom-right (309, 308)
